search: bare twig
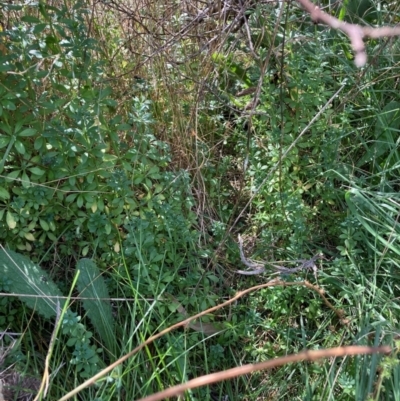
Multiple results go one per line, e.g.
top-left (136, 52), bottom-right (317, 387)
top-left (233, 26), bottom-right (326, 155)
top-left (296, 0), bottom-right (400, 67)
top-left (135, 345), bottom-right (391, 401)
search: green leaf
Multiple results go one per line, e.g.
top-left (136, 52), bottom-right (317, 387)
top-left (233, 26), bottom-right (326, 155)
top-left (77, 259), bottom-right (115, 353)
top-left (66, 193), bottom-right (77, 202)
top-left (0, 122), bottom-right (12, 135)
top-left (33, 23), bottom-right (48, 34)
top-left (0, 187), bottom-right (10, 200)
top-left (21, 16), bottom-right (41, 23)
top-left (0, 248), bottom-right (64, 318)
top-left (34, 136), bottom-right (44, 150)
top-left (2, 100), bottom-right (16, 111)
top-left (29, 49), bottom-right (43, 59)
top-left (0, 136), bottom-right (10, 149)
top-left (6, 170), bottom-right (20, 182)
top-left (39, 219), bottom-right (49, 231)
top-left (24, 232), bottom-right (35, 241)
top-left (17, 128), bottom-right (37, 137)
top-left (29, 167), bottom-right (46, 176)
top-left (21, 171), bottom-right (30, 188)
top-left (6, 211), bottom-right (16, 229)
top-left (14, 140), bottom-right (25, 155)
top-left (77, 195), bottom-right (84, 208)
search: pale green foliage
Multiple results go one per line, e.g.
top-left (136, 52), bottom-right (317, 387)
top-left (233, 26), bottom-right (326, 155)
top-left (0, 248), bottom-right (64, 318)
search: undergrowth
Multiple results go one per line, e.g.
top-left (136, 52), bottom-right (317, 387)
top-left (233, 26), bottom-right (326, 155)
top-left (0, 0), bottom-right (400, 400)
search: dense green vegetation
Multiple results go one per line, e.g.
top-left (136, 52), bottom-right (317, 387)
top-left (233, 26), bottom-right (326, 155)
top-left (0, 0), bottom-right (400, 400)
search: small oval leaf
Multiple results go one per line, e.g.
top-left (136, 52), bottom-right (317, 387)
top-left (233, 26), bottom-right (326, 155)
top-left (18, 128), bottom-right (37, 137)
top-left (14, 140), bottom-right (25, 155)
top-left (6, 211), bottom-right (17, 229)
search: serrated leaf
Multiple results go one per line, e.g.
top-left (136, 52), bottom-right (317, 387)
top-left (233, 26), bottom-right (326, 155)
top-left (6, 211), bottom-right (16, 229)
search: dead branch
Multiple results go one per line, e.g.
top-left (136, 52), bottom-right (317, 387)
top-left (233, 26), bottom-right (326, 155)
top-left (296, 0), bottom-right (400, 67)
top-left (237, 234), bottom-right (322, 276)
top-left (136, 345), bottom-right (391, 401)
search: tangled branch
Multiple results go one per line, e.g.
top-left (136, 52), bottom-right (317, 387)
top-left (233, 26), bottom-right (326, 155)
top-left (296, 0), bottom-right (400, 67)
top-left (237, 234), bottom-right (322, 276)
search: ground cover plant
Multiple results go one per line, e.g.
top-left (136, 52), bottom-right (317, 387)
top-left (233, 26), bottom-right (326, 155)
top-left (0, 0), bottom-right (400, 400)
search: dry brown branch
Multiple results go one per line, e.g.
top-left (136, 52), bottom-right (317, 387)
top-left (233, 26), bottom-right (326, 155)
top-left (296, 0), bottom-right (400, 67)
top-left (57, 279), bottom-right (346, 401)
top-left (237, 234), bottom-right (322, 276)
top-left (135, 345), bottom-right (391, 401)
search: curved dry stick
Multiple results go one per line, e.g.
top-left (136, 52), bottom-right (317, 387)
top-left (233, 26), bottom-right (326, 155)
top-left (136, 345), bottom-right (391, 401)
top-left (296, 0), bottom-right (400, 67)
top-left (58, 279), bottom-right (345, 401)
